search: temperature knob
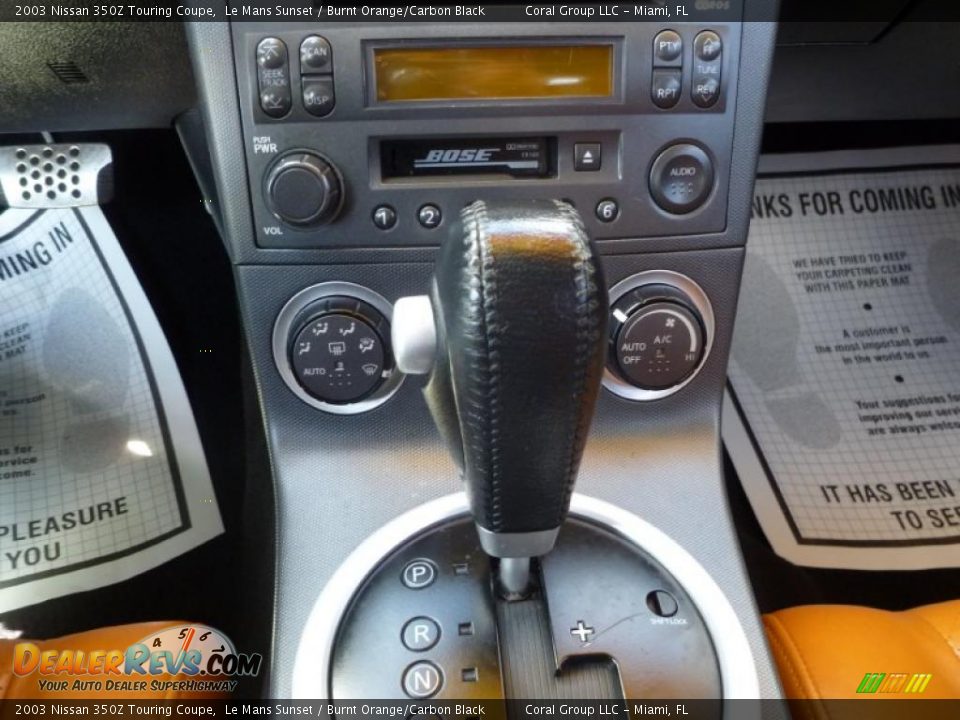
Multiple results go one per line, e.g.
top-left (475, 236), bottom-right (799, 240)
top-left (264, 151), bottom-right (343, 228)
top-left (609, 285), bottom-right (706, 390)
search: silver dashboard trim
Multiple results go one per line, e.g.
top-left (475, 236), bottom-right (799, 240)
top-left (292, 492), bottom-right (760, 700)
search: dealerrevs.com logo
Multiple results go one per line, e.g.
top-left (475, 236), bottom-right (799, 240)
top-left (12, 625), bottom-right (261, 694)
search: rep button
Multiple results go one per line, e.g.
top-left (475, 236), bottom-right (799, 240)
top-left (649, 143), bottom-right (714, 214)
top-left (402, 558), bottom-right (438, 589)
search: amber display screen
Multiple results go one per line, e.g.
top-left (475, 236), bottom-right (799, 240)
top-left (373, 45), bottom-right (614, 102)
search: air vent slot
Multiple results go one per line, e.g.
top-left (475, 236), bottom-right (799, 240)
top-left (47, 61), bottom-right (88, 84)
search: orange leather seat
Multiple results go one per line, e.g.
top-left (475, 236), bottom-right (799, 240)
top-left (0, 622), bottom-right (230, 700)
top-left (764, 600), bottom-right (960, 699)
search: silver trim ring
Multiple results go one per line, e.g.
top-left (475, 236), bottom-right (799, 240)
top-left (603, 270), bottom-right (716, 402)
top-left (272, 282), bottom-right (405, 415)
top-left (292, 493), bottom-right (760, 700)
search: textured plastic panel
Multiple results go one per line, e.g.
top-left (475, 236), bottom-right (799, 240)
top-left (0, 23), bottom-right (195, 133)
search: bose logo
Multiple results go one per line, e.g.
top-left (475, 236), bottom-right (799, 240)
top-left (416, 148), bottom-right (499, 164)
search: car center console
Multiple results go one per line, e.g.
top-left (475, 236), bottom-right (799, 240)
top-left (184, 2), bottom-right (782, 700)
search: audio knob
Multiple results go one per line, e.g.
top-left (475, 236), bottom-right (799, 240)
top-left (609, 284), bottom-right (706, 391)
top-left (264, 151), bottom-right (343, 228)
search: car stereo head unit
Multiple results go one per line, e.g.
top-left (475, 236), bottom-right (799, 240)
top-left (232, 20), bottom-right (741, 250)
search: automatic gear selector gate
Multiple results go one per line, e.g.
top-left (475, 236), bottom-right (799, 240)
top-left (312, 201), bottom-right (721, 703)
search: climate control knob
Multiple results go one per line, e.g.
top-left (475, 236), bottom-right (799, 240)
top-left (289, 296), bottom-right (392, 405)
top-left (609, 285), bottom-right (706, 391)
top-left (264, 151), bottom-right (343, 228)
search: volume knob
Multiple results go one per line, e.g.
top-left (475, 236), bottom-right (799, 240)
top-left (264, 151), bottom-right (343, 228)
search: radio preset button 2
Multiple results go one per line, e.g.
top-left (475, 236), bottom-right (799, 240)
top-left (418, 204), bottom-right (442, 229)
top-left (653, 30), bottom-right (683, 64)
top-left (373, 205), bottom-right (397, 230)
top-left (574, 143), bottom-right (602, 171)
top-left (649, 144), bottom-right (714, 214)
top-left (300, 35), bottom-right (332, 72)
top-left (651, 69), bottom-right (682, 109)
top-left (595, 199), bottom-right (619, 223)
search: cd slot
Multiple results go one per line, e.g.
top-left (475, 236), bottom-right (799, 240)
top-left (381, 136), bottom-right (556, 180)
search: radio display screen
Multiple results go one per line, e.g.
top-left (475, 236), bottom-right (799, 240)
top-left (373, 45), bottom-right (614, 103)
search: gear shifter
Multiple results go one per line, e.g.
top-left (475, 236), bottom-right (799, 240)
top-left (393, 199), bottom-right (608, 596)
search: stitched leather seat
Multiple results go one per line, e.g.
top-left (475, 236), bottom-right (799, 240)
top-left (0, 622), bottom-right (231, 699)
top-left (764, 601), bottom-right (960, 699)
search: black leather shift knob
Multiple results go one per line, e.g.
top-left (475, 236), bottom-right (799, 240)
top-left (425, 199), bottom-right (608, 557)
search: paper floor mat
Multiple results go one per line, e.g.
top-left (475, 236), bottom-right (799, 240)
top-left (0, 207), bottom-right (222, 611)
top-left (724, 146), bottom-right (960, 570)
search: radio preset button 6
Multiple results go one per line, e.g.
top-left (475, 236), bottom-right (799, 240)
top-left (595, 199), bottom-right (619, 223)
top-left (651, 69), bottom-right (682, 109)
top-left (653, 30), bottom-right (683, 64)
top-left (649, 144), bottom-right (714, 214)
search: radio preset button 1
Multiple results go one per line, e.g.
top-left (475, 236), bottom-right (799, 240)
top-left (373, 205), bottom-right (397, 230)
top-left (418, 204), bottom-right (442, 229)
top-left (649, 144), bottom-right (714, 214)
top-left (303, 77), bottom-right (335, 117)
top-left (300, 35), bottom-right (332, 72)
top-left (574, 142), bottom-right (602, 171)
top-left (651, 69), bottom-right (682, 109)
top-left (595, 199), bottom-right (619, 223)
top-left (653, 30), bottom-right (683, 64)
